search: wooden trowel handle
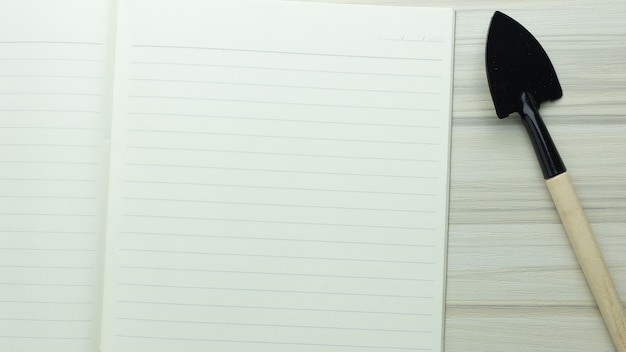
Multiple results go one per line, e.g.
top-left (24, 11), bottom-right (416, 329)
top-left (546, 171), bottom-right (626, 351)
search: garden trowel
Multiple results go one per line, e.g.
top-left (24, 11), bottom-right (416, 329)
top-left (486, 11), bottom-right (626, 351)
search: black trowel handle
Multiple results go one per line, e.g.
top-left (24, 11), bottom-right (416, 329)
top-left (520, 92), bottom-right (567, 179)
top-left (545, 172), bottom-right (626, 352)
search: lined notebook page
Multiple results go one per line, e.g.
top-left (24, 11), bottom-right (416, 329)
top-left (0, 1), bottom-right (112, 351)
top-left (103, 1), bottom-right (453, 351)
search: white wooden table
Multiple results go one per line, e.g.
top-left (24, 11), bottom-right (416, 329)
top-left (309, 1), bottom-right (626, 350)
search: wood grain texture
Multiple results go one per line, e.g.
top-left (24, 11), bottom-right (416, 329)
top-left (305, 1), bottom-right (626, 350)
top-left (447, 3), bottom-right (626, 351)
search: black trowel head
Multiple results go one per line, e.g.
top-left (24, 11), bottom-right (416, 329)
top-left (486, 11), bottom-right (562, 118)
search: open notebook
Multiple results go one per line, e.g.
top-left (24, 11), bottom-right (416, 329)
top-left (0, 1), bottom-right (454, 351)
